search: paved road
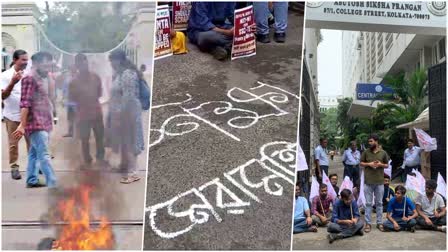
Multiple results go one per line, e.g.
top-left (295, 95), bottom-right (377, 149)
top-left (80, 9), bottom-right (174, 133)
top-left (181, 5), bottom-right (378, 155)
top-left (293, 155), bottom-right (447, 250)
top-left (2, 101), bottom-right (149, 249)
top-left (144, 11), bottom-right (304, 250)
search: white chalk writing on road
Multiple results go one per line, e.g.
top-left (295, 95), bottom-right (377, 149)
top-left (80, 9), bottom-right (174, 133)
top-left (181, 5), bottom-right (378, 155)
top-left (149, 81), bottom-right (299, 148)
top-left (146, 141), bottom-right (296, 239)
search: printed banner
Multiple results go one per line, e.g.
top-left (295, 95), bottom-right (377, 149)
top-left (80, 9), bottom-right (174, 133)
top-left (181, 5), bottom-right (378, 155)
top-left (155, 5), bottom-right (173, 60)
top-left (172, 2), bottom-right (191, 31)
top-left (231, 5), bottom-right (256, 60)
top-left (309, 176), bottom-right (320, 201)
top-left (437, 172), bottom-right (446, 198)
top-left (322, 171), bottom-right (337, 201)
top-left (296, 141), bottom-right (308, 172)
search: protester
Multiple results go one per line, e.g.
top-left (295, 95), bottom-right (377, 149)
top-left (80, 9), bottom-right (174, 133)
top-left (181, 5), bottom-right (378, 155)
top-left (62, 66), bottom-right (77, 137)
top-left (12, 51), bottom-right (57, 188)
top-left (69, 53), bottom-right (105, 167)
top-left (314, 138), bottom-right (329, 180)
top-left (311, 183), bottom-right (333, 227)
top-left (342, 141), bottom-right (361, 186)
top-left (186, 2), bottom-right (236, 60)
top-left (401, 139), bottom-right (423, 182)
top-left (327, 189), bottom-right (364, 243)
top-left (383, 174), bottom-right (395, 213)
top-left (1, 49), bottom-right (30, 180)
top-left (107, 50), bottom-right (144, 184)
top-left (360, 134), bottom-right (390, 232)
top-left (329, 174), bottom-right (339, 197)
top-left (416, 179), bottom-right (447, 232)
top-left (383, 185), bottom-right (417, 232)
top-left (294, 185), bottom-right (318, 233)
top-left (253, 2), bottom-right (288, 43)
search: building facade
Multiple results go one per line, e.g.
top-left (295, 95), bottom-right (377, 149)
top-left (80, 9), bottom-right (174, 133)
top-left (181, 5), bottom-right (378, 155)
top-left (319, 95), bottom-right (343, 112)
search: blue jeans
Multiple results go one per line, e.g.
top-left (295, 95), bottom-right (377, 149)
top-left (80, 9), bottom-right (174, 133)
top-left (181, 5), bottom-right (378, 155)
top-left (293, 219), bottom-right (311, 234)
top-left (327, 219), bottom-right (365, 238)
top-left (27, 131), bottom-right (57, 187)
top-left (253, 2), bottom-right (288, 35)
top-left (364, 184), bottom-right (384, 224)
top-left (384, 217), bottom-right (417, 231)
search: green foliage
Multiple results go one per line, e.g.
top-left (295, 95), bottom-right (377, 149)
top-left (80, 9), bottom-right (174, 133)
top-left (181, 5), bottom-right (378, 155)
top-left (39, 2), bottom-right (133, 53)
top-left (320, 107), bottom-right (339, 149)
top-left (333, 69), bottom-right (428, 165)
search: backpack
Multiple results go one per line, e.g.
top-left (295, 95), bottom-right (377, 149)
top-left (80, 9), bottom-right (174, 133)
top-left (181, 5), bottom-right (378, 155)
top-left (139, 78), bottom-right (150, 110)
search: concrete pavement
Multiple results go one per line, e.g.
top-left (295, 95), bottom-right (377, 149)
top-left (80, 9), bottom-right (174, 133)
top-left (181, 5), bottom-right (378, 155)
top-left (144, 11), bottom-right (304, 250)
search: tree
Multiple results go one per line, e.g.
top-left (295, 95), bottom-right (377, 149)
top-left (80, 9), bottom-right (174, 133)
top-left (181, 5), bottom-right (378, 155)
top-left (39, 2), bottom-right (133, 53)
top-left (320, 108), bottom-right (339, 150)
top-left (370, 69), bottom-right (428, 166)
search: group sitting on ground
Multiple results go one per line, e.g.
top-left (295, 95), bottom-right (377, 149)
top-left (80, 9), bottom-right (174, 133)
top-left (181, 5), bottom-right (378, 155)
top-left (294, 178), bottom-right (446, 243)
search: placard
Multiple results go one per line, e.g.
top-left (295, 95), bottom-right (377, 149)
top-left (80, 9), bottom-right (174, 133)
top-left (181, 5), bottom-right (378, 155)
top-left (155, 5), bottom-right (173, 60)
top-left (231, 5), bottom-right (256, 60)
top-left (172, 2), bottom-right (191, 31)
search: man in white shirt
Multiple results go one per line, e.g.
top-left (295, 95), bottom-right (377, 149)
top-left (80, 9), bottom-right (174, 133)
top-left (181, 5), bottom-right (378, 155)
top-left (1, 49), bottom-right (30, 180)
top-left (342, 141), bottom-right (361, 186)
top-left (314, 138), bottom-right (329, 181)
top-left (402, 139), bottom-right (424, 182)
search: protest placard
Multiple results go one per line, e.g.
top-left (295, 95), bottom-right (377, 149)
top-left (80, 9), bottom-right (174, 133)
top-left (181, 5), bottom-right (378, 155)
top-left (155, 5), bottom-right (173, 60)
top-left (231, 5), bottom-right (256, 60)
top-left (172, 2), bottom-right (191, 31)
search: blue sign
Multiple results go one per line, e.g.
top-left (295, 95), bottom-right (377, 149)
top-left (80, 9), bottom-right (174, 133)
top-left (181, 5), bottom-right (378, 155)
top-left (356, 83), bottom-right (394, 100)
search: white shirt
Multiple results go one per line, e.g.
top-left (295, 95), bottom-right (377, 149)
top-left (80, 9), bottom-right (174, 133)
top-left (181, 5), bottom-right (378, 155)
top-left (1, 68), bottom-right (22, 122)
top-left (342, 148), bottom-right (361, 165)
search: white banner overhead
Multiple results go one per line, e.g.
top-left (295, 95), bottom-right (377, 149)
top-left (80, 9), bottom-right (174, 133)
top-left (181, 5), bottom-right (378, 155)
top-left (306, 1), bottom-right (446, 35)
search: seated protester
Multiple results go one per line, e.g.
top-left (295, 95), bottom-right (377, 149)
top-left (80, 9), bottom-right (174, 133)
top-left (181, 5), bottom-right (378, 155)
top-left (383, 185), bottom-right (417, 232)
top-left (293, 185), bottom-right (317, 233)
top-left (186, 2), bottom-right (239, 60)
top-left (327, 189), bottom-right (364, 243)
top-left (329, 174), bottom-right (340, 197)
top-left (383, 174), bottom-right (395, 213)
top-left (416, 179), bottom-right (447, 232)
top-left (311, 184), bottom-right (333, 227)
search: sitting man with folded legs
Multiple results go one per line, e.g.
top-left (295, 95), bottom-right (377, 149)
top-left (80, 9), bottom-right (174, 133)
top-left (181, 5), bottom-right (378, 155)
top-left (416, 179), bottom-right (446, 232)
top-left (327, 189), bottom-right (364, 243)
top-left (383, 185), bottom-right (417, 232)
top-left (311, 183), bottom-right (333, 227)
top-left (293, 185), bottom-right (318, 233)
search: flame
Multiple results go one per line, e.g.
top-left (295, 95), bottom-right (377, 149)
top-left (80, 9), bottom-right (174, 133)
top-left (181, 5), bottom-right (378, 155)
top-left (53, 185), bottom-right (115, 250)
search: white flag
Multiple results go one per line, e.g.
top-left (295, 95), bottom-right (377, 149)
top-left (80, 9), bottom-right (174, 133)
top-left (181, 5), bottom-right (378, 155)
top-left (437, 173), bottom-right (446, 198)
top-left (412, 168), bottom-right (426, 194)
top-left (296, 142), bottom-right (309, 172)
top-left (322, 170), bottom-right (337, 200)
top-left (357, 170), bottom-right (366, 207)
top-left (414, 128), bottom-right (437, 152)
top-left (384, 160), bottom-right (392, 178)
top-left (339, 176), bottom-right (354, 195)
top-left (309, 176), bottom-right (320, 202)
top-left (405, 174), bottom-right (424, 195)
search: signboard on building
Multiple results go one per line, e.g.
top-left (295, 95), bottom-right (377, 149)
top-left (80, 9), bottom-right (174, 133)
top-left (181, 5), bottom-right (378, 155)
top-left (306, 1), bottom-right (446, 35)
top-left (155, 5), bottom-right (173, 60)
top-left (231, 5), bottom-right (256, 60)
top-left (172, 2), bottom-right (191, 31)
top-left (356, 83), bottom-right (394, 100)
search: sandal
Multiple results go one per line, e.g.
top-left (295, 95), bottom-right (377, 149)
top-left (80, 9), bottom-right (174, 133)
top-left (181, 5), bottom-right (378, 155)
top-left (120, 175), bottom-right (141, 184)
top-left (377, 224), bottom-right (385, 232)
top-left (364, 224), bottom-right (371, 233)
top-left (308, 225), bottom-right (318, 232)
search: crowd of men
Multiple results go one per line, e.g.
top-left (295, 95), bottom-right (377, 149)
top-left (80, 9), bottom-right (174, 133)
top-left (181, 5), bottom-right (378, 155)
top-left (294, 134), bottom-right (446, 243)
top-left (165, 2), bottom-right (294, 61)
top-left (1, 49), bottom-right (147, 188)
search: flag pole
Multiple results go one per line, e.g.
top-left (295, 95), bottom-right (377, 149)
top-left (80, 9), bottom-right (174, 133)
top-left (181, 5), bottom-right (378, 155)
top-left (350, 201), bottom-right (354, 219)
top-left (403, 196), bottom-right (406, 218)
